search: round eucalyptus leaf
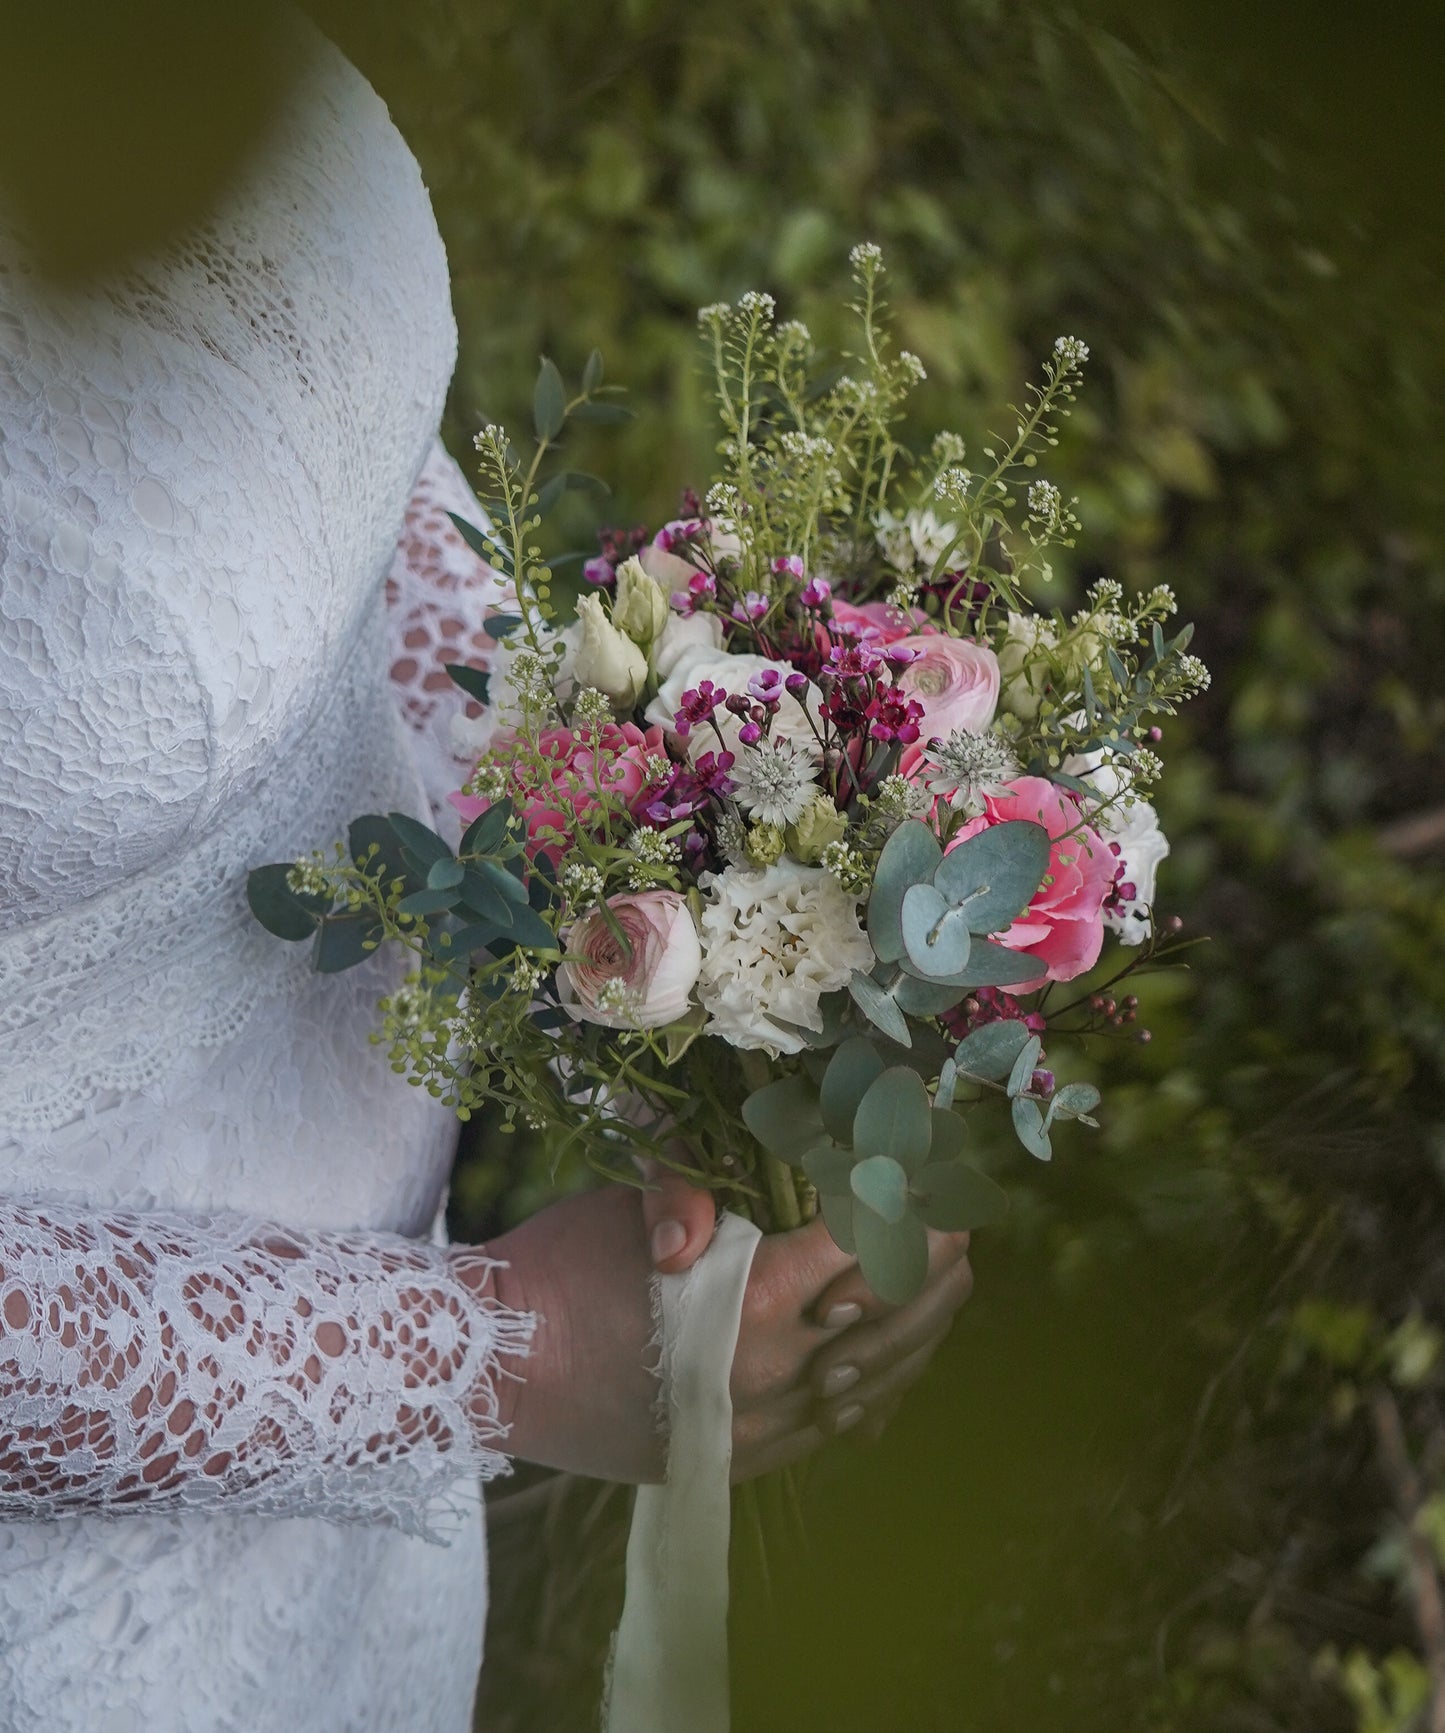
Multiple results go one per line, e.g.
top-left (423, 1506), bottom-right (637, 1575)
top-left (742, 1073), bottom-right (824, 1160)
top-left (1052, 1081), bottom-right (1102, 1118)
top-left (854, 1204), bottom-right (930, 1305)
top-left (928, 1107), bottom-right (966, 1164)
top-left (347, 815), bottom-right (412, 886)
top-left (820, 1036), bottom-right (886, 1143)
top-left (901, 883), bottom-right (974, 978)
top-left (246, 863), bottom-right (326, 941)
top-left (1006, 1034), bottom-right (1044, 1099)
top-left (427, 857), bottom-right (466, 891)
top-left (386, 811), bottom-right (452, 869)
top-left (934, 1056), bottom-right (959, 1113)
top-left (802, 1140), bottom-right (856, 1196)
top-left (853, 1067), bottom-right (933, 1173)
top-left (819, 1189), bottom-right (857, 1256)
top-left (911, 1161), bottom-right (1009, 1232)
top-left (892, 972), bottom-right (965, 1018)
top-left (314, 914), bottom-right (384, 975)
top-left (850, 1153), bottom-right (910, 1224)
top-left (933, 820), bottom-right (1051, 933)
top-left (847, 969), bottom-right (912, 1047)
top-left (866, 820), bottom-right (943, 962)
top-left (1010, 1094), bottom-right (1053, 1161)
top-left (953, 1019), bottom-right (1032, 1082)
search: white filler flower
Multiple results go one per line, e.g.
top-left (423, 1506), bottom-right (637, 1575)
top-left (697, 862), bottom-right (874, 1055)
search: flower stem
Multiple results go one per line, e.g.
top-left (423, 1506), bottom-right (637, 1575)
top-left (762, 1149), bottom-right (803, 1233)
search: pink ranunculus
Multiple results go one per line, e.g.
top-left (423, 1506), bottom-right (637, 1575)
top-left (450, 722), bottom-right (666, 866)
top-left (893, 634), bottom-right (1000, 737)
top-left (558, 890), bottom-right (703, 1029)
top-left (828, 598), bottom-right (935, 645)
top-left (948, 776), bottom-right (1113, 987)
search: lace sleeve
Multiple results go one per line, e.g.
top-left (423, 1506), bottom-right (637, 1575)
top-left (386, 438), bottom-right (512, 833)
top-left (0, 1197), bottom-right (534, 1538)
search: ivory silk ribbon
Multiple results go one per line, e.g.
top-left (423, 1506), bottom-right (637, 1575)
top-left (602, 1211), bottom-right (763, 1733)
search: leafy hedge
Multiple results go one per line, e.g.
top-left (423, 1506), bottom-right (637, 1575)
top-left (327, 4), bottom-right (1445, 1726)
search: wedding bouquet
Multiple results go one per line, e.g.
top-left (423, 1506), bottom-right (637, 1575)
top-left (249, 246), bottom-right (1207, 1304)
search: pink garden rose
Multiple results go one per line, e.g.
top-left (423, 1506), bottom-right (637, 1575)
top-left (450, 721), bottom-right (665, 866)
top-left (948, 776), bottom-right (1113, 988)
top-left (557, 891), bottom-right (703, 1029)
top-left (893, 635), bottom-right (1000, 737)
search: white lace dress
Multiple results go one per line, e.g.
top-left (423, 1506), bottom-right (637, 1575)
top-left (0, 30), bottom-right (531, 1733)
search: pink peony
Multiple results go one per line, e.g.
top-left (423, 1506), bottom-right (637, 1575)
top-left (948, 776), bottom-right (1113, 987)
top-left (558, 891), bottom-right (703, 1029)
top-left (450, 721), bottom-right (666, 866)
top-left (893, 635), bottom-right (1000, 737)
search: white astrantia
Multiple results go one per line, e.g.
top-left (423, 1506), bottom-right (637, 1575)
top-left (920, 730), bottom-right (1022, 815)
top-left (730, 736), bottom-right (823, 828)
top-left (696, 862), bottom-right (874, 1056)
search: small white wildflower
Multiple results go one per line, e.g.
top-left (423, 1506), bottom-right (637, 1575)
top-left (1087, 578), bottom-right (1125, 610)
top-left (899, 350), bottom-right (927, 383)
top-left (921, 730), bottom-right (1022, 814)
top-left (932, 430), bottom-right (967, 466)
top-left (560, 860), bottom-right (605, 908)
top-left (697, 301), bottom-right (730, 326)
top-left (883, 581), bottom-right (918, 613)
top-left (1178, 654), bottom-right (1211, 693)
top-left (873, 774), bottom-right (930, 822)
top-left (777, 319), bottom-right (811, 348)
top-left (594, 977), bottom-right (639, 1018)
top-left (1053, 335), bottom-right (1090, 369)
top-left (473, 422), bottom-right (507, 451)
top-left (642, 753), bottom-right (672, 785)
top-left (572, 686), bottom-right (613, 732)
top-left (716, 809), bottom-right (750, 869)
top-left (876, 506), bottom-right (959, 572)
top-left (625, 828), bottom-right (681, 889)
top-left (286, 855), bottom-right (331, 899)
top-left (1028, 480), bottom-right (1063, 526)
top-left (934, 466), bottom-right (971, 505)
top-left (819, 840), bottom-right (871, 896)
top-left (705, 482), bottom-right (739, 516)
top-left (731, 736), bottom-right (822, 828)
top-left (849, 241), bottom-right (884, 271)
top-left (510, 959), bottom-right (545, 997)
top-left (1130, 748), bottom-right (1164, 785)
top-left (1147, 584), bottom-right (1178, 614)
top-left (507, 648), bottom-right (555, 709)
top-left (780, 430), bottom-right (836, 463)
top-left (738, 290), bottom-right (776, 323)
top-left (463, 760), bottom-right (510, 802)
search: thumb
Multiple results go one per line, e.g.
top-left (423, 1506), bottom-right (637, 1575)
top-left (639, 1159), bottom-right (718, 1275)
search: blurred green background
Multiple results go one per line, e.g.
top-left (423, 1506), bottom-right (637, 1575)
top-left (8, 2), bottom-right (1443, 1727)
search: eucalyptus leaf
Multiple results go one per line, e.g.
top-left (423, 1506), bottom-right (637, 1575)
top-left (246, 863), bottom-right (326, 941)
top-left (535, 472), bottom-right (567, 516)
top-left (898, 937), bottom-right (1041, 991)
top-left (441, 920), bottom-right (503, 957)
top-left (533, 356), bottom-right (567, 441)
top-left (742, 1073), bottom-right (824, 1160)
top-left (819, 1189), bottom-right (856, 1255)
top-left (1011, 1095), bottom-right (1053, 1161)
top-left (935, 1056), bottom-right (959, 1112)
top-left (1052, 1081), bottom-right (1102, 1119)
top-left (460, 799), bottom-right (515, 858)
top-left (928, 1107), bottom-right (966, 1164)
top-left (901, 883), bottom-right (973, 977)
top-left (386, 812), bottom-right (452, 869)
top-left (847, 970), bottom-right (911, 1047)
top-left (1006, 1034), bottom-right (1044, 1099)
top-left (802, 1140), bottom-right (856, 1196)
top-left (892, 973), bottom-right (966, 1018)
top-left (427, 857), bottom-right (466, 891)
top-left (820, 1037), bottom-right (885, 1143)
top-left (932, 821), bottom-right (1051, 935)
top-left (866, 820), bottom-right (942, 963)
top-left (314, 914), bottom-right (383, 974)
top-left (445, 511), bottom-right (493, 563)
top-left (854, 1203), bottom-right (930, 1305)
top-left (467, 859), bottom-right (530, 906)
top-left (347, 815), bottom-right (411, 886)
top-left (569, 399), bottom-right (634, 425)
top-left (444, 661), bottom-right (491, 707)
top-left (484, 613), bottom-right (525, 640)
top-left (853, 1067), bottom-right (933, 1173)
top-left (851, 1154), bottom-right (910, 1225)
top-left (953, 1019), bottom-right (1033, 1082)
top-left (911, 1161), bottom-right (1009, 1232)
top-left (564, 470), bottom-right (611, 497)
top-left (495, 903), bottom-right (556, 952)
top-left (582, 347), bottom-right (604, 393)
top-left (397, 887), bottom-right (460, 918)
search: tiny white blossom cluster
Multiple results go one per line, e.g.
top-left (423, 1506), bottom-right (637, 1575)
top-left (626, 827), bottom-right (682, 889)
top-left (696, 863), bottom-right (873, 1055)
top-left (1053, 334), bottom-right (1090, 369)
top-left (561, 859), bottom-right (605, 908)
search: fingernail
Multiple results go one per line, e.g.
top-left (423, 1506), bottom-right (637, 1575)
top-left (821, 1302), bottom-right (863, 1331)
top-left (820, 1363), bottom-right (860, 1398)
top-left (651, 1219), bottom-right (687, 1264)
top-left (834, 1402), bottom-right (866, 1434)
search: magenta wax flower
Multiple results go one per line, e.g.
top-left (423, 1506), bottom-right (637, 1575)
top-left (747, 667), bottom-right (784, 705)
top-left (799, 576), bottom-right (832, 609)
top-left (673, 679), bottom-right (722, 737)
top-left (583, 556), bottom-right (615, 587)
top-left (772, 554), bottom-right (806, 581)
top-left (731, 591), bottom-right (769, 624)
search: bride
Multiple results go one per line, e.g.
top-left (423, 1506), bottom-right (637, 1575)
top-left (0, 22), bottom-right (973, 1730)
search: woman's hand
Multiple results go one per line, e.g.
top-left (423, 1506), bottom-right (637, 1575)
top-left (477, 1176), bottom-right (972, 1484)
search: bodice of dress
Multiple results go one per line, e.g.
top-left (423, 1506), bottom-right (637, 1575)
top-left (0, 16), bottom-right (524, 1542)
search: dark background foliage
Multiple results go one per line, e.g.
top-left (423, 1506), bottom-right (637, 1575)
top-left (7, 2), bottom-right (1443, 1726)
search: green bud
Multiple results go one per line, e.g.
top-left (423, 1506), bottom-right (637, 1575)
top-left (612, 555), bottom-right (671, 649)
top-left (745, 821), bottom-right (787, 867)
top-left (787, 792), bottom-right (848, 864)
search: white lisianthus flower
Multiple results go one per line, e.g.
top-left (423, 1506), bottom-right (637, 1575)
top-left (696, 862), bottom-right (874, 1056)
top-left (573, 594), bottom-right (648, 710)
top-left (646, 646), bottom-right (821, 758)
top-left (651, 607), bottom-right (724, 680)
top-left (611, 556), bottom-right (672, 648)
top-left (875, 507), bottom-right (959, 573)
top-left (995, 611), bottom-right (1059, 722)
top-left (1062, 753), bottom-right (1170, 945)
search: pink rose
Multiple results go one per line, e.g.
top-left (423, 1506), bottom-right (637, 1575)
top-left (893, 635), bottom-right (1000, 737)
top-left (948, 776), bottom-right (1113, 987)
top-left (829, 598), bottom-right (935, 645)
top-left (450, 721), bottom-right (665, 866)
top-left (558, 891), bottom-right (703, 1029)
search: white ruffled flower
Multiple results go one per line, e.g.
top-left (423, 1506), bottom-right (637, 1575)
top-left (651, 607), bottom-right (724, 681)
top-left (1062, 750), bottom-right (1170, 945)
top-left (875, 507), bottom-right (959, 574)
top-left (696, 862), bottom-right (874, 1056)
top-left (730, 736), bottom-right (823, 827)
top-left (645, 646), bottom-right (821, 759)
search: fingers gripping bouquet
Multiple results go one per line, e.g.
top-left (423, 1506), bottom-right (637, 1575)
top-left (250, 247), bottom-right (1208, 1304)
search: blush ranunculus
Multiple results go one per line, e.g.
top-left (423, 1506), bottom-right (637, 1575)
top-left (829, 598), bottom-right (935, 645)
top-left (557, 890), bottom-right (703, 1029)
top-left (893, 635), bottom-right (1000, 737)
top-left (947, 776), bottom-right (1113, 987)
top-left (449, 721), bottom-right (666, 866)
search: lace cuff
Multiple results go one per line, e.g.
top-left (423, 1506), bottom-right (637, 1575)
top-left (0, 1198), bottom-right (534, 1539)
top-left (386, 437), bottom-right (512, 834)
